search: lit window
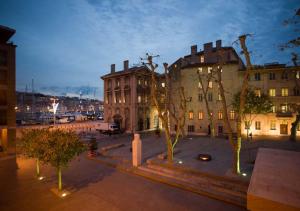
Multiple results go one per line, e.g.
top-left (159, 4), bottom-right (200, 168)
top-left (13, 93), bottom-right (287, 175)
top-left (296, 71), bottom-right (300, 79)
top-left (208, 81), bottom-right (213, 88)
top-left (145, 80), bottom-right (148, 86)
top-left (218, 111), bottom-right (223, 120)
top-left (198, 67), bottom-right (203, 73)
top-left (189, 111), bottom-right (194, 120)
top-left (161, 82), bottom-right (165, 88)
top-left (218, 93), bottom-right (222, 101)
top-left (269, 89), bottom-right (276, 97)
top-left (281, 104), bottom-right (288, 113)
top-left (138, 95), bottom-right (142, 103)
top-left (145, 95), bottom-right (148, 103)
top-left (255, 121), bottom-right (261, 130)
top-left (198, 94), bottom-right (203, 102)
top-left (138, 79), bottom-right (141, 85)
top-left (255, 89), bottom-right (261, 97)
top-left (198, 111), bottom-right (203, 120)
top-left (198, 82), bottom-right (202, 89)
top-left (271, 105), bottom-right (276, 113)
top-left (200, 55), bottom-right (204, 63)
top-left (230, 110), bottom-right (235, 120)
top-left (281, 88), bottom-right (288, 96)
top-left (208, 67), bottom-right (212, 74)
top-left (270, 120), bottom-right (276, 130)
top-left (254, 73), bottom-right (261, 81)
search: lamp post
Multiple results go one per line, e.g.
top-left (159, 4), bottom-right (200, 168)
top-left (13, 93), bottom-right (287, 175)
top-left (51, 98), bottom-right (59, 126)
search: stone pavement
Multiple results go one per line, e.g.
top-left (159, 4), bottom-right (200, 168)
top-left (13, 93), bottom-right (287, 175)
top-left (90, 133), bottom-right (300, 179)
top-left (0, 153), bottom-right (244, 211)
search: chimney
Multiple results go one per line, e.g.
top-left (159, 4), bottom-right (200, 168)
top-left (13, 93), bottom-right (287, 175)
top-left (124, 60), bottom-right (129, 71)
top-left (216, 40), bottom-right (222, 50)
top-left (111, 64), bottom-right (115, 73)
top-left (204, 42), bottom-right (213, 53)
top-left (191, 45), bottom-right (197, 55)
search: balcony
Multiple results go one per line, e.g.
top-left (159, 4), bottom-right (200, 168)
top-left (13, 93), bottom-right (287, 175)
top-left (276, 111), bottom-right (293, 118)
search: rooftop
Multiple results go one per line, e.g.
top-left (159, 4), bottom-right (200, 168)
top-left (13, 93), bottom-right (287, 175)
top-left (0, 25), bottom-right (15, 43)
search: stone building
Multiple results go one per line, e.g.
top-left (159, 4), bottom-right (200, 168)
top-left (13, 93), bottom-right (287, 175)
top-left (168, 40), bottom-right (245, 135)
top-left (0, 25), bottom-right (16, 152)
top-left (101, 60), bottom-right (158, 133)
top-left (242, 64), bottom-right (300, 136)
top-left (168, 40), bottom-right (300, 137)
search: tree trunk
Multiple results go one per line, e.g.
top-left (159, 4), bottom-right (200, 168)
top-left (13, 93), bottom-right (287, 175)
top-left (36, 159), bottom-right (40, 177)
top-left (167, 145), bottom-right (173, 164)
top-left (57, 165), bottom-right (62, 191)
top-left (233, 138), bottom-right (241, 174)
top-left (290, 114), bottom-right (300, 141)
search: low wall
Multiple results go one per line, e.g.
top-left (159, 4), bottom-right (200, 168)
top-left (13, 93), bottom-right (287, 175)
top-left (247, 148), bottom-right (300, 211)
top-left (16, 121), bottom-right (101, 138)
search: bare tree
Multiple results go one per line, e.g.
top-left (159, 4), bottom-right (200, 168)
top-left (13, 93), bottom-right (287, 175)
top-left (197, 69), bottom-right (216, 138)
top-left (143, 54), bottom-right (187, 163)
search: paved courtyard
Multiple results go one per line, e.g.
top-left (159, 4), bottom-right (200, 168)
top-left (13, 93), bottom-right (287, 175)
top-left (0, 153), bottom-right (244, 211)
top-left (89, 132), bottom-right (300, 179)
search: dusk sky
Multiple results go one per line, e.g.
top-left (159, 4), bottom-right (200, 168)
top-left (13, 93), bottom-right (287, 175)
top-left (0, 0), bottom-right (299, 100)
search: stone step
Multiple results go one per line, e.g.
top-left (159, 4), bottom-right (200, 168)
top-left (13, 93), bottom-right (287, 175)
top-left (136, 166), bottom-right (246, 207)
top-left (146, 163), bottom-right (247, 194)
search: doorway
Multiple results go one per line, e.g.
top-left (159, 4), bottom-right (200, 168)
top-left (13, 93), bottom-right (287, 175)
top-left (280, 124), bottom-right (288, 135)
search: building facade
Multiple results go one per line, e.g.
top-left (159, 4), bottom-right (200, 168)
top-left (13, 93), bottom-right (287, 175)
top-left (169, 40), bottom-right (300, 136)
top-left (0, 25), bottom-right (16, 152)
top-left (101, 60), bottom-right (158, 133)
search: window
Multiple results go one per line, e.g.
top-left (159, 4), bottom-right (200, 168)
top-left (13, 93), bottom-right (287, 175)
top-left (255, 89), bottom-right (261, 97)
top-left (218, 93), bottom-right (222, 101)
top-left (230, 110), bottom-right (235, 120)
top-left (208, 67), bottom-right (212, 74)
top-left (198, 82), bottom-right (202, 89)
top-left (254, 73), bottom-right (261, 81)
top-left (269, 89), bottom-right (276, 97)
top-left (218, 111), bottom-right (223, 120)
top-left (270, 120), bottom-right (276, 130)
top-left (145, 95), bottom-right (148, 103)
top-left (200, 55), bottom-right (204, 63)
top-left (161, 82), bottom-right (165, 88)
top-left (255, 121), bottom-right (261, 130)
top-left (138, 95), bottom-right (142, 103)
top-left (198, 111), bottom-right (203, 120)
top-left (198, 67), bottom-right (203, 73)
top-left (281, 88), bottom-right (288, 96)
top-left (138, 78), bottom-right (141, 85)
top-left (245, 121), bottom-right (250, 129)
top-left (189, 111), bottom-right (194, 120)
top-left (297, 123), bottom-right (300, 131)
top-left (145, 80), bottom-right (148, 86)
top-left (208, 93), bottom-right (213, 101)
top-left (0, 50), bottom-right (8, 66)
top-left (198, 94), bottom-right (203, 102)
top-left (188, 125), bottom-right (195, 132)
top-left (269, 72), bottom-right (276, 80)
top-left (281, 104), bottom-right (288, 113)
top-left (208, 81), bottom-right (213, 88)
top-left (296, 71), bottom-right (300, 79)
top-left (281, 72), bottom-right (288, 80)
top-left (116, 79), bottom-right (120, 87)
top-left (271, 105), bottom-right (276, 113)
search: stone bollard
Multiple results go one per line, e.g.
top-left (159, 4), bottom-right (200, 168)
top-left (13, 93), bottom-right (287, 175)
top-left (132, 133), bottom-right (142, 167)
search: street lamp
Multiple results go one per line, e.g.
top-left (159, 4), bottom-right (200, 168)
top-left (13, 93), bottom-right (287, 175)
top-left (51, 98), bottom-right (59, 126)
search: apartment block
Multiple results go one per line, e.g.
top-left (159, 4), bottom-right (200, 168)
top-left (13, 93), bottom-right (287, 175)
top-left (0, 25), bottom-right (16, 152)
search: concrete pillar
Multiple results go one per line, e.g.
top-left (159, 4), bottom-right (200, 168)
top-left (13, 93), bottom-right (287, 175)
top-left (132, 133), bottom-right (142, 167)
